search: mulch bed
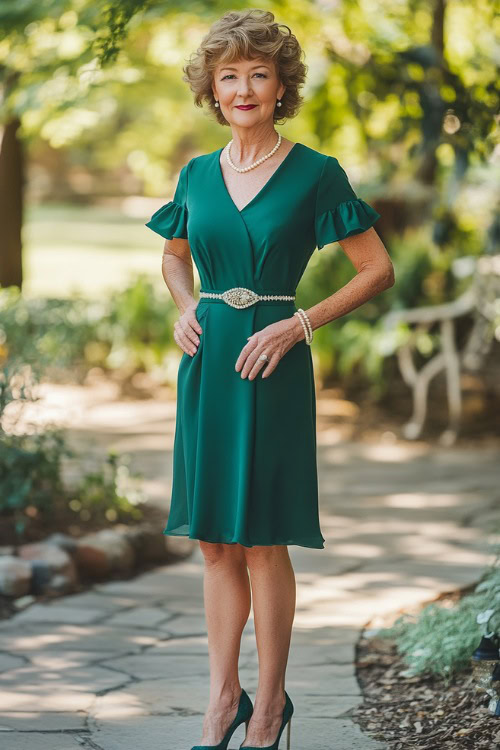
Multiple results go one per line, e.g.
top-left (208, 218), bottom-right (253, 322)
top-left (353, 591), bottom-right (500, 749)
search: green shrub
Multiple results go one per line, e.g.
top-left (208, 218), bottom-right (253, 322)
top-left (379, 543), bottom-right (500, 683)
top-left (69, 450), bottom-right (147, 525)
top-left (0, 429), bottom-right (72, 536)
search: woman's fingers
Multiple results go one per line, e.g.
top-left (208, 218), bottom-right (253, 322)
top-left (240, 343), bottom-right (280, 380)
top-left (173, 327), bottom-right (196, 356)
top-left (174, 315), bottom-right (201, 356)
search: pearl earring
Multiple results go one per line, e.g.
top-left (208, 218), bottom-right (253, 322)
top-left (215, 100), bottom-right (219, 107)
top-left (276, 99), bottom-right (282, 107)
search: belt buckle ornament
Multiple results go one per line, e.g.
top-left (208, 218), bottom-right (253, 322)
top-left (221, 287), bottom-right (259, 309)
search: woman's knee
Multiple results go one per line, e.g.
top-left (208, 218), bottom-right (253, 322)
top-left (199, 540), bottom-right (246, 566)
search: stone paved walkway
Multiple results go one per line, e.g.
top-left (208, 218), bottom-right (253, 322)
top-left (1, 384), bottom-right (499, 749)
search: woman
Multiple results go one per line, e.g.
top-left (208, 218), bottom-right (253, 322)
top-left (145, 9), bottom-right (394, 750)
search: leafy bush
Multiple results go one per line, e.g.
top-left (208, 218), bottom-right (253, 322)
top-left (378, 542), bottom-right (500, 683)
top-left (0, 429), bottom-right (72, 536)
top-left (69, 451), bottom-right (146, 525)
top-left (0, 275), bottom-right (178, 384)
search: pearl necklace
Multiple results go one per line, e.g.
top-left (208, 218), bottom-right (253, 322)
top-left (225, 132), bottom-right (282, 173)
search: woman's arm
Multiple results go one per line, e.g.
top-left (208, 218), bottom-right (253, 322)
top-left (236, 228), bottom-right (394, 379)
top-left (161, 238), bottom-right (202, 357)
top-left (297, 227), bottom-right (395, 336)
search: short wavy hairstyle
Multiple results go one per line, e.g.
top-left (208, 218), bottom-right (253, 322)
top-left (182, 9), bottom-right (307, 126)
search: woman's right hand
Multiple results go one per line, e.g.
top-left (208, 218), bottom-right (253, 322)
top-left (173, 302), bottom-right (203, 357)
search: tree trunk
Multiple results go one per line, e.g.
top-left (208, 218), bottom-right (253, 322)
top-left (0, 116), bottom-right (24, 290)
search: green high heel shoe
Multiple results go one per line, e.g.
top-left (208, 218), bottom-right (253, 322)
top-left (239, 691), bottom-right (294, 750)
top-left (191, 688), bottom-right (254, 750)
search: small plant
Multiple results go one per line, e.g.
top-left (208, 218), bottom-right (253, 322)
top-left (70, 450), bottom-right (147, 525)
top-left (379, 542), bottom-right (500, 684)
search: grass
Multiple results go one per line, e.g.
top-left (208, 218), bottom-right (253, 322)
top-left (21, 202), bottom-right (181, 299)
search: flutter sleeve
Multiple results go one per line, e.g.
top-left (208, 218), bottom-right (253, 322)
top-left (145, 162), bottom-right (189, 240)
top-left (314, 156), bottom-right (381, 250)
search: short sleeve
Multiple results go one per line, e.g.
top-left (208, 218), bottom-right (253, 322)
top-left (315, 156), bottom-right (381, 250)
top-left (145, 162), bottom-right (189, 240)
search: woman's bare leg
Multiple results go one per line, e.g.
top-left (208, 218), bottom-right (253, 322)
top-left (241, 545), bottom-right (296, 747)
top-left (197, 541), bottom-right (251, 745)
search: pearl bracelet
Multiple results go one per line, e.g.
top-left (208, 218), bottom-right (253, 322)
top-left (294, 309), bottom-right (313, 345)
top-left (297, 308), bottom-right (313, 342)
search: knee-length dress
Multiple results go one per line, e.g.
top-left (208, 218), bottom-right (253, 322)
top-left (145, 142), bottom-right (380, 549)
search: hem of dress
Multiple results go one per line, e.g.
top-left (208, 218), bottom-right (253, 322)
top-left (162, 528), bottom-right (325, 550)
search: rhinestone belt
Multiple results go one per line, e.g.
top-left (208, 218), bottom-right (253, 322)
top-left (199, 287), bottom-right (296, 309)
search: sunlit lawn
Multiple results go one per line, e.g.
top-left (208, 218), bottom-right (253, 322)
top-left (22, 202), bottom-right (176, 298)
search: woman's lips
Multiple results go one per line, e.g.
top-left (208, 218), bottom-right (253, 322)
top-left (235, 105), bottom-right (257, 110)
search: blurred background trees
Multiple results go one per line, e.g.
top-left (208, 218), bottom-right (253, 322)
top-left (0, 0), bottom-right (498, 394)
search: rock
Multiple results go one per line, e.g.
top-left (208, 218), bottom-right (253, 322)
top-left (47, 574), bottom-right (77, 594)
top-left (74, 542), bottom-right (109, 580)
top-left (18, 542), bottom-right (78, 590)
top-left (126, 524), bottom-right (171, 564)
top-left (0, 556), bottom-right (32, 597)
top-left (13, 594), bottom-right (36, 610)
top-left (119, 523), bottom-right (162, 563)
top-left (44, 533), bottom-right (79, 557)
top-left (30, 560), bottom-right (52, 594)
top-left (75, 530), bottom-right (136, 579)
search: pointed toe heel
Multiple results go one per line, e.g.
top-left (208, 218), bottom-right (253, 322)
top-left (239, 691), bottom-right (294, 750)
top-left (191, 688), bottom-right (254, 750)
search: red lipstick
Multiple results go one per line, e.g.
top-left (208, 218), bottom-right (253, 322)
top-left (236, 105), bottom-right (257, 110)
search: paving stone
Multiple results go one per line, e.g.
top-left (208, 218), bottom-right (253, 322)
top-left (291, 717), bottom-right (387, 749)
top-left (157, 613), bottom-right (208, 636)
top-left (145, 631), bottom-right (257, 658)
top-left (0, 665), bottom-right (130, 711)
top-left (0, 711), bottom-right (87, 731)
top-left (57, 591), bottom-right (142, 610)
top-left (0, 652), bottom-right (26, 672)
top-left (7, 604), bottom-right (105, 626)
top-left (90, 714), bottom-right (250, 750)
top-left (287, 642), bottom-right (354, 666)
top-left (0, 623), bottom-right (163, 653)
top-left (0, 736), bottom-right (84, 750)
top-left (99, 652), bottom-right (210, 680)
top-left (18, 649), bottom-right (124, 669)
top-left (103, 606), bottom-right (173, 629)
top-left (92, 676), bottom-right (210, 718)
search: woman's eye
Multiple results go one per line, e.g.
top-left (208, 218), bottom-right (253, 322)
top-left (221, 73), bottom-right (267, 80)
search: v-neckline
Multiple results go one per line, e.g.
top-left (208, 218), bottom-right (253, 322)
top-left (216, 142), bottom-right (300, 213)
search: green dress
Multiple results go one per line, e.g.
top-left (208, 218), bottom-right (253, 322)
top-left (145, 142), bottom-right (380, 549)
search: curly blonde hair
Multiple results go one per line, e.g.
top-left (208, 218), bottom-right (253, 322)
top-left (182, 9), bottom-right (307, 126)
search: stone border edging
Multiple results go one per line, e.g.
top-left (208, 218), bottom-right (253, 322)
top-left (0, 522), bottom-right (195, 602)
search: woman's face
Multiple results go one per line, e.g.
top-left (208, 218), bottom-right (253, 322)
top-left (212, 57), bottom-right (285, 128)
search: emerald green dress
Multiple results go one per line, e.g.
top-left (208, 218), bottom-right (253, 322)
top-left (145, 142), bottom-right (380, 549)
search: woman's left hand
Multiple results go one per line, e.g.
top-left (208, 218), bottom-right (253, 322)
top-left (235, 315), bottom-right (305, 379)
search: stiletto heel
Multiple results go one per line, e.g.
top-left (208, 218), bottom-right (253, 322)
top-left (191, 688), bottom-right (254, 750)
top-left (239, 691), bottom-right (294, 750)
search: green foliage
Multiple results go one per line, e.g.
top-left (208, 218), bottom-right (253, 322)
top-left (0, 429), bottom-right (72, 536)
top-left (0, 276), bottom-right (177, 382)
top-left (69, 450), bottom-right (147, 525)
top-left (379, 543), bottom-right (500, 683)
top-left (0, 286), bottom-right (148, 538)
